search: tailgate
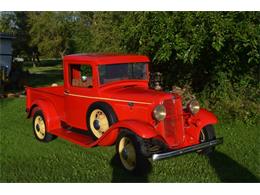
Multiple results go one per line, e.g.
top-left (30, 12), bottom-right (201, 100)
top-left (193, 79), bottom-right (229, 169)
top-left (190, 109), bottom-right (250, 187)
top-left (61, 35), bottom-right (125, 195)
top-left (25, 87), bottom-right (32, 113)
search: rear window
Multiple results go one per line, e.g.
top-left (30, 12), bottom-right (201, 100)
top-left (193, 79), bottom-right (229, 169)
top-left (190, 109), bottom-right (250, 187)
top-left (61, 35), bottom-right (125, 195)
top-left (70, 64), bottom-right (93, 88)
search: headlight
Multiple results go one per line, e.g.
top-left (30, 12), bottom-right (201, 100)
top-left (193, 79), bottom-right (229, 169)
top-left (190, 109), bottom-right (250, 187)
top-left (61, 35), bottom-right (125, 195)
top-left (153, 105), bottom-right (166, 121)
top-left (188, 99), bottom-right (200, 115)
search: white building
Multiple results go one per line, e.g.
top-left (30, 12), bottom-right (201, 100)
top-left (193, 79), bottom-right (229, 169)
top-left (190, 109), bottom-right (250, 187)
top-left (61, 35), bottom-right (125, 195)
top-left (0, 33), bottom-right (15, 75)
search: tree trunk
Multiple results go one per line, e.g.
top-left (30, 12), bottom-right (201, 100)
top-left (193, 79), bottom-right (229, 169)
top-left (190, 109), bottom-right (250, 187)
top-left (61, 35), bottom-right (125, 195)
top-left (59, 51), bottom-right (65, 59)
top-left (35, 53), bottom-right (40, 66)
top-left (59, 47), bottom-right (67, 59)
top-left (32, 56), bottom-right (36, 68)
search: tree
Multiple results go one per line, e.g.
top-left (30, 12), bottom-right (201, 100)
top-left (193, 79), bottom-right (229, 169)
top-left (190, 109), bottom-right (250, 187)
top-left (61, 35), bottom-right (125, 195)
top-left (89, 12), bottom-right (125, 53)
top-left (70, 12), bottom-right (93, 53)
top-left (87, 12), bottom-right (259, 122)
top-left (0, 12), bottom-right (16, 34)
top-left (28, 12), bottom-right (76, 58)
top-left (0, 11), bottom-right (39, 65)
top-left (1, 11), bottom-right (259, 121)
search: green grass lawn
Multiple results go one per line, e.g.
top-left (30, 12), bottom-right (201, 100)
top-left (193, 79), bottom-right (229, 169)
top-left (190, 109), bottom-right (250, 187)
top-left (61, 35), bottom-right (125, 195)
top-left (0, 98), bottom-right (259, 182)
top-left (0, 65), bottom-right (259, 182)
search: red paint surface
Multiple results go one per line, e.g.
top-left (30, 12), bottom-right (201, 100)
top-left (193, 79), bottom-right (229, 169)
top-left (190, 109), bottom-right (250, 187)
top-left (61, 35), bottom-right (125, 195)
top-left (26, 54), bottom-right (218, 149)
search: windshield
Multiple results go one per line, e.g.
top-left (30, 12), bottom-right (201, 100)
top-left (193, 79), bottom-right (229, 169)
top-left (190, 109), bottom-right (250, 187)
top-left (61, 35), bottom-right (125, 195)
top-left (98, 63), bottom-right (147, 85)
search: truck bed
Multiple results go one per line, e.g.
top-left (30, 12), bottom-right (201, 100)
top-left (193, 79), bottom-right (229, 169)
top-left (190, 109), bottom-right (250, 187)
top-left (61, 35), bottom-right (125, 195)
top-left (25, 85), bottom-right (109, 148)
top-left (26, 85), bottom-right (65, 121)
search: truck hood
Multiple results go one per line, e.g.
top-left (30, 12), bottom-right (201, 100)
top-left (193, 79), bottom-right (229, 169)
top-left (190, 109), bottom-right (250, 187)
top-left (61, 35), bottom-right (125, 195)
top-left (101, 85), bottom-right (172, 104)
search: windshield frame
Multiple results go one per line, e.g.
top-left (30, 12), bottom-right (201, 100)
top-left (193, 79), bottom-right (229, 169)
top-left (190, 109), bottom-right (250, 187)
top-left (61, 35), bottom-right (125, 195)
top-left (97, 62), bottom-right (149, 86)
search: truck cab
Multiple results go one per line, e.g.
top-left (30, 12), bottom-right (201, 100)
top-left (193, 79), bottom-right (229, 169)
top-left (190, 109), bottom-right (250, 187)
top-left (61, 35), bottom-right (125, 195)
top-left (63, 54), bottom-right (150, 133)
top-left (26, 54), bottom-right (223, 172)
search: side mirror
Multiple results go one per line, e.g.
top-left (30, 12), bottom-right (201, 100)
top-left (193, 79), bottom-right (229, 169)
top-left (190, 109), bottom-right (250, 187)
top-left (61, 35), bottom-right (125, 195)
top-left (81, 75), bottom-right (87, 82)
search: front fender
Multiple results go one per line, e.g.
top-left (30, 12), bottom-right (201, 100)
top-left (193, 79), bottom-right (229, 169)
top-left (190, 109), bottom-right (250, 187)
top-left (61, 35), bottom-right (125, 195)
top-left (29, 99), bottom-right (61, 131)
top-left (196, 109), bottom-right (218, 128)
top-left (96, 120), bottom-right (158, 146)
top-left (190, 108), bottom-right (218, 142)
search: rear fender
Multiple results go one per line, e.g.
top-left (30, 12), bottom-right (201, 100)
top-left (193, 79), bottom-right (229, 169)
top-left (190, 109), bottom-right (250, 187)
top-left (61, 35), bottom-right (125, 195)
top-left (29, 99), bottom-right (61, 131)
top-left (97, 120), bottom-right (158, 146)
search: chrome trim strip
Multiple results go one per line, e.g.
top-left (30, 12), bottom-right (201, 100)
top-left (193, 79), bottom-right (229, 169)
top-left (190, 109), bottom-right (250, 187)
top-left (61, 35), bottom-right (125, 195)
top-left (65, 93), bottom-right (152, 105)
top-left (152, 138), bottom-right (223, 161)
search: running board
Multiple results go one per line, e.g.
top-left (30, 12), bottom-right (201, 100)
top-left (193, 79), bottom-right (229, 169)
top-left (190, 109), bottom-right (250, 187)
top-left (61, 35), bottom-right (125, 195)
top-left (152, 138), bottom-right (223, 161)
top-left (50, 128), bottom-right (96, 148)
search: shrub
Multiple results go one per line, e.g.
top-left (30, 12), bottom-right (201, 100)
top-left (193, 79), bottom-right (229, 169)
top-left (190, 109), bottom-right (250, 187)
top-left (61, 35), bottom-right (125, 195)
top-left (198, 72), bottom-right (260, 124)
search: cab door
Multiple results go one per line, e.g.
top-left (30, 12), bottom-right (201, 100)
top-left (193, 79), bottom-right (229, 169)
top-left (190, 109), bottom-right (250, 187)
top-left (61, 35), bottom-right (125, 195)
top-left (64, 63), bottom-right (96, 130)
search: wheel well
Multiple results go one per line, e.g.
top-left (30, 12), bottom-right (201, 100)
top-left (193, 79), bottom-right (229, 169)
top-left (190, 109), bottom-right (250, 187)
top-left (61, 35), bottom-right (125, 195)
top-left (27, 104), bottom-right (40, 118)
top-left (86, 101), bottom-right (118, 121)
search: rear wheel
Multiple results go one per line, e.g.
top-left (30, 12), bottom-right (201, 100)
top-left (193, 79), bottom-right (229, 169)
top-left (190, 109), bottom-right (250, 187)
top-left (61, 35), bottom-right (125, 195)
top-left (89, 109), bottom-right (110, 138)
top-left (33, 110), bottom-right (56, 142)
top-left (116, 130), bottom-right (150, 173)
top-left (198, 125), bottom-right (216, 155)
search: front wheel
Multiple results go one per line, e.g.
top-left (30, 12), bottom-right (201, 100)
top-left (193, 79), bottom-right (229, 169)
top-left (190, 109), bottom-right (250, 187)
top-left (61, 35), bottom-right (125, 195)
top-left (198, 125), bottom-right (216, 155)
top-left (116, 130), bottom-right (150, 173)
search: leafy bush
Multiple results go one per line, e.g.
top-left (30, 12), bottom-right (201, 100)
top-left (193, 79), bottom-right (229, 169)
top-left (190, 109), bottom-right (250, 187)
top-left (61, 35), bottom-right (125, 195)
top-left (198, 72), bottom-right (260, 124)
top-left (1, 11), bottom-right (259, 124)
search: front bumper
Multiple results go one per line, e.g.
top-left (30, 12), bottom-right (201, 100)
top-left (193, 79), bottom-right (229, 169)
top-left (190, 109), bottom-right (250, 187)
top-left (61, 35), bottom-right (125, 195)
top-left (152, 138), bottom-right (223, 161)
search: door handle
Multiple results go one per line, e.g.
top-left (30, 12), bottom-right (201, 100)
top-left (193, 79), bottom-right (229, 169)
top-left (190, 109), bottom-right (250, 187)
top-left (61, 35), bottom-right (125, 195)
top-left (64, 89), bottom-right (70, 94)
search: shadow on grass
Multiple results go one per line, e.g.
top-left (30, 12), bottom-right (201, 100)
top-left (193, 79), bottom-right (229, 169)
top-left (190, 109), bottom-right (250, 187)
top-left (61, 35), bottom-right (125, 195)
top-left (110, 154), bottom-right (152, 183)
top-left (26, 63), bottom-right (63, 87)
top-left (24, 59), bottom-right (62, 67)
top-left (33, 69), bottom-right (63, 75)
top-left (208, 151), bottom-right (259, 182)
top-left (40, 59), bottom-right (62, 66)
top-left (27, 73), bottom-right (63, 88)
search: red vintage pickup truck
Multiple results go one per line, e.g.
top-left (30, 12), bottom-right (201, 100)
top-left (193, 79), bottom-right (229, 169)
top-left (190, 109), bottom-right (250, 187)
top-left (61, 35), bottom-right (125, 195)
top-left (26, 54), bottom-right (223, 172)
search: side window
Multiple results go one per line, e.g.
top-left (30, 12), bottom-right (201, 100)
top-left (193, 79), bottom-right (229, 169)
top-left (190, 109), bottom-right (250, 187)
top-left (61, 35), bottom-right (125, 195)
top-left (70, 64), bottom-right (93, 88)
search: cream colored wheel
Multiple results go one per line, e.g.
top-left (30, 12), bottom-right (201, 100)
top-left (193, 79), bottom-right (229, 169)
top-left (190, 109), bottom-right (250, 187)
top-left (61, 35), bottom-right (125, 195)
top-left (118, 136), bottom-right (137, 171)
top-left (89, 109), bottom-right (109, 138)
top-left (34, 115), bottom-right (46, 140)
